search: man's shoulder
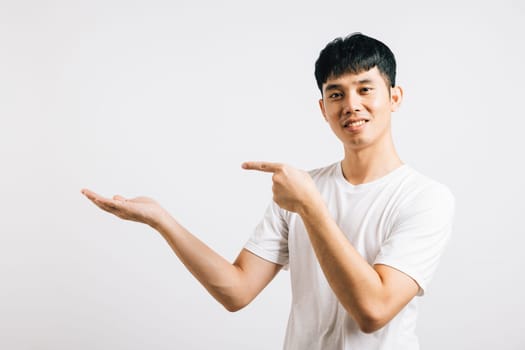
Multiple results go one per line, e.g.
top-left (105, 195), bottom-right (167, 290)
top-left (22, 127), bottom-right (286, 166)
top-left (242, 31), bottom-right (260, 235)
top-left (401, 166), bottom-right (453, 197)
top-left (396, 166), bottom-right (455, 213)
top-left (306, 161), bottom-right (340, 180)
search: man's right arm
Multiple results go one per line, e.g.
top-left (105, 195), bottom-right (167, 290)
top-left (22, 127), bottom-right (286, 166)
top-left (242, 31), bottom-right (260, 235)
top-left (81, 189), bottom-right (282, 312)
top-left (154, 214), bottom-right (282, 311)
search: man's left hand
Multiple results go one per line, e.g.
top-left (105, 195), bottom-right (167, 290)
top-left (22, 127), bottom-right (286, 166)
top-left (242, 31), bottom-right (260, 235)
top-left (242, 161), bottom-right (322, 215)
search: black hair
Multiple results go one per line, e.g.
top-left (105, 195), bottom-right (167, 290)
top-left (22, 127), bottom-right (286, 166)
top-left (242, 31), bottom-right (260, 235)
top-left (314, 33), bottom-right (396, 93)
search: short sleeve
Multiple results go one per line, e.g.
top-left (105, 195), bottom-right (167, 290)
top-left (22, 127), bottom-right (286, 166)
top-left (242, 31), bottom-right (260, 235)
top-left (374, 183), bottom-right (455, 296)
top-left (244, 200), bottom-right (290, 268)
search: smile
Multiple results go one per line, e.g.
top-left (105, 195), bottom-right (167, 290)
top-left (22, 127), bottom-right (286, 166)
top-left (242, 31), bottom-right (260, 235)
top-left (346, 120), bottom-right (367, 127)
top-left (343, 119), bottom-right (370, 132)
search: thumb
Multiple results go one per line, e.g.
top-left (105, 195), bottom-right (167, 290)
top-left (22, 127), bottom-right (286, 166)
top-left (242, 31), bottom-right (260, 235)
top-left (113, 195), bottom-right (127, 202)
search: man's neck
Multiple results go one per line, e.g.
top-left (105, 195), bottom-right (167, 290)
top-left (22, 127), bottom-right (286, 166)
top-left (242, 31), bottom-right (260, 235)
top-left (341, 137), bottom-right (403, 186)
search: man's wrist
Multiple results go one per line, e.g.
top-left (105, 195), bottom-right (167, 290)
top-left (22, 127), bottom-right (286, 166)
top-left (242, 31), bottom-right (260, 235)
top-left (298, 194), bottom-right (328, 221)
top-left (148, 209), bottom-right (172, 232)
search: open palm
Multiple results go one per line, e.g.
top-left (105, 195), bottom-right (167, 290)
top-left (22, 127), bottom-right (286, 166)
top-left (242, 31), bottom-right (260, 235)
top-left (81, 189), bottom-right (165, 227)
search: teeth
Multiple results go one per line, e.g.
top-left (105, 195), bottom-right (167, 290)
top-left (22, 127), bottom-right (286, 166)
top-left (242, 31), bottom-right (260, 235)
top-left (347, 120), bottom-right (366, 127)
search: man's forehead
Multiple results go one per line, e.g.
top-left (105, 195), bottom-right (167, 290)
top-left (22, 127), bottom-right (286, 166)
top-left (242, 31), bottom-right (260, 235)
top-left (324, 67), bottom-right (382, 87)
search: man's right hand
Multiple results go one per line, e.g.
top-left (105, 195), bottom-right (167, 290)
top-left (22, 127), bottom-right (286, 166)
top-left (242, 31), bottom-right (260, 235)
top-left (80, 184), bottom-right (282, 312)
top-left (81, 189), bottom-right (168, 228)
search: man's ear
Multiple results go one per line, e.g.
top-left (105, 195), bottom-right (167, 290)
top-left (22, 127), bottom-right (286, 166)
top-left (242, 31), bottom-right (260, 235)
top-left (390, 86), bottom-right (403, 112)
top-left (319, 98), bottom-right (328, 121)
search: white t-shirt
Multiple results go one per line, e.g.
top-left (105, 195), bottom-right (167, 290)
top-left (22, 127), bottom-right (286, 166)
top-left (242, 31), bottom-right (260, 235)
top-left (244, 162), bottom-right (455, 350)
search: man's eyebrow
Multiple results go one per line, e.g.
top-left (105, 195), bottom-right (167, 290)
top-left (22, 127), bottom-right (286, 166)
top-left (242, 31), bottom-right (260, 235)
top-left (324, 84), bottom-right (342, 92)
top-left (324, 79), bottom-right (376, 92)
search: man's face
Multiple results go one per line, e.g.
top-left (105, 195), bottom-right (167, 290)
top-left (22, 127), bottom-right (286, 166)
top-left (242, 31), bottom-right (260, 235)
top-left (319, 67), bottom-right (402, 152)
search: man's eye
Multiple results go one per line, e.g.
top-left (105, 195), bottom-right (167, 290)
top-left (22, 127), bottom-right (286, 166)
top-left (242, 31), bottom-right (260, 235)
top-left (329, 93), bottom-right (342, 99)
top-left (360, 87), bottom-right (373, 94)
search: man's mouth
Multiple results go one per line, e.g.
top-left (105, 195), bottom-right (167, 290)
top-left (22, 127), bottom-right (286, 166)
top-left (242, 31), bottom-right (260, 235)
top-left (343, 119), bottom-right (370, 128)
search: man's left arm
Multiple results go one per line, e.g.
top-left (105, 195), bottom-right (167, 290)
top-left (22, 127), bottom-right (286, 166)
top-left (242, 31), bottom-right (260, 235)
top-left (299, 199), bottom-right (419, 333)
top-left (242, 161), bottom-right (419, 333)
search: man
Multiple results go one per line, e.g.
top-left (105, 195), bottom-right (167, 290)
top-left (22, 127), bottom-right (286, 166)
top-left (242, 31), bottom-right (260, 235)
top-left (82, 33), bottom-right (454, 349)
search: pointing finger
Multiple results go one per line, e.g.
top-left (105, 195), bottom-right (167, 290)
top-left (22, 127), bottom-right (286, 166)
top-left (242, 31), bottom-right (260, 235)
top-left (242, 161), bottom-right (283, 173)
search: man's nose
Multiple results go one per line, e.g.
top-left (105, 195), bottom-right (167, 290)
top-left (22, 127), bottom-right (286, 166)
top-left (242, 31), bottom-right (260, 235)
top-left (342, 93), bottom-right (362, 115)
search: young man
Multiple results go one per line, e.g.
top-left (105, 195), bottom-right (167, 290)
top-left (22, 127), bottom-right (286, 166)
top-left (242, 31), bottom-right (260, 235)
top-left (82, 33), bottom-right (454, 349)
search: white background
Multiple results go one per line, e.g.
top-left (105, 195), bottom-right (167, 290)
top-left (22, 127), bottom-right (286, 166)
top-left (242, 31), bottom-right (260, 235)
top-left (1, 0), bottom-right (524, 349)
